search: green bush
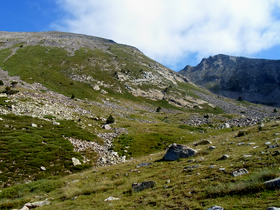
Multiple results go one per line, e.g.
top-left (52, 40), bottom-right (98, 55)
top-left (106, 114), bottom-right (115, 124)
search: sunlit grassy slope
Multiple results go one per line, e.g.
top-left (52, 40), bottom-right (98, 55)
top-left (1, 120), bottom-right (280, 210)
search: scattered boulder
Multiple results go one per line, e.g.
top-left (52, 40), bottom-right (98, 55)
top-left (217, 155), bottom-right (229, 161)
top-left (31, 123), bottom-right (37, 127)
top-left (194, 140), bottom-right (212, 146)
top-left (103, 124), bottom-right (111, 130)
top-left (52, 121), bottom-right (60, 125)
top-left (243, 155), bottom-right (252, 158)
top-left (93, 85), bottom-right (100, 91)
top-left (163, 143), bottom-right (197, 161)
top-left (137, 162), bottom-right (152, 167)
top-left (104, 196), bottom-right (120, 202)
top-left (72, 157), bottom-right (82, 166)
top-left (224, 123), bottom-right (230, 128)
top-left (267, 207), bottom-right (280, 210)
top-left (206, 206), bottom-right (224, 210)
top-left (264, 177), bottom-right (280, 189)
top-left (231, 168), bottom-right (249, 177)
top-left (132, 181), bottom-right (156, 192)
top-left (40, 166), bottom-right (46, 171)
top-left (272, 151), bottom-right (280, 156)
top-left (209, 146), bottom-right (216, 150)
top-left (19, 206), bottom-right (29, 210)
top-left (22, 199), bottom-right (51, 209)
top-left (267, 145), bottom-right (279, 149)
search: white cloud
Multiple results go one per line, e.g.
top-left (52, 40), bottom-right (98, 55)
top-left (53, 0), bottom-right (280, 70)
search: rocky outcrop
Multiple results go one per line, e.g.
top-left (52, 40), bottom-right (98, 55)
top-left (163, 143), bottom-right (197, 161)
top-left (179, 54), bottom-right (280, 107)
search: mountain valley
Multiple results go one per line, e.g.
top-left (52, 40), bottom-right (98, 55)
top-left (0, 32), bottom-right (279, 210)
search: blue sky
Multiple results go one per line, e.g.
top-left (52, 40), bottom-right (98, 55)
top-left (1, 0), bottom-right (280, 71)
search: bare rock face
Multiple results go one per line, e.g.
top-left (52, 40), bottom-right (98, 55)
top-left (179, 54), bottom-right (280, 107)
top-left (163, 143), bottom-right (198, 161)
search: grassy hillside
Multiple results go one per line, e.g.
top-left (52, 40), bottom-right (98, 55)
top-left (1, 120), bottom-right (280, 209)
top-left (0, 32), bottom-right (279, 210)
top-left (0, 112), bottom-right (100, 188)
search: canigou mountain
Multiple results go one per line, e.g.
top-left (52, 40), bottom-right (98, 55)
top-left (0, 32), bottom-right (279, 210)
top-left (179, 54), bottom-right (280, 107)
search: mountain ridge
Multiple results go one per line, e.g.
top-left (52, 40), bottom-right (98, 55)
top-left (179, 54), bottom-right (280, 106)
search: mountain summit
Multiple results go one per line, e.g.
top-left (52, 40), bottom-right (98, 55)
top-left (179, 54), bottom-right (280, 106)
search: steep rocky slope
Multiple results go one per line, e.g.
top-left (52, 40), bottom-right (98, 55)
top-left (179, 54), bottom-right (280, 106)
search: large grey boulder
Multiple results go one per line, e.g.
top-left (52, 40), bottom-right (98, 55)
top-left (163, 143), bottom-right (197, 161)
top-left (132, 181), bottom-right (156, 192)
top-left (264, 177), bottom-right (280, 189)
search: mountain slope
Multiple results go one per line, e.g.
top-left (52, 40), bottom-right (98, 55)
top-left (0, 31), bottom-right (212, 110)
top-left (179, 54), bottom-right (280, 106)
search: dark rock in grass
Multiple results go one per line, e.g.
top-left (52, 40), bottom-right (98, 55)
top-left (267, 145), bottom-right (279, 149)
top-left (137, 162), bottom-right (152, 167)
top-left (272, 150), bottom-right (280, 156)
top-left (217, 155), bottom-right (229, 161)
top-left (163, 143), bottom-right (197, 161)
top-left (267, 207), bottom-right (280, 210)
top-left (206, 206), bottom-right (224, 210)
top-left (132, 181), bottom-right (156, 192)
top-left (231, 168), bottom-right (249, 177)
top-left (264, 177), bottom-right (280, 189)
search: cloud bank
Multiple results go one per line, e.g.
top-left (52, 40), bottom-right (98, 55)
top-left (54, 0), bottom-right (280, 70)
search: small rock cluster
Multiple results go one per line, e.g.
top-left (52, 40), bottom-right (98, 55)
top-left (66, 137), bottom-right (126, 166)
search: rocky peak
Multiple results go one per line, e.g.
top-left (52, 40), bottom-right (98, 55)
top-left (179, 54), bottom-right (280, 107)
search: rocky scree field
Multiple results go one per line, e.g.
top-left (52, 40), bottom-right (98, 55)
top-left (0, 32), bottom-right (279, 209)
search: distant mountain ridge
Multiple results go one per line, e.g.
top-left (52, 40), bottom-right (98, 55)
top-left (179, 54), bottom-right (280, 107)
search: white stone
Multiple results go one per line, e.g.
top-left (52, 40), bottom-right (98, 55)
top-left (224, 123), bottom-right (230, 128)
top-left (103, 124), bottom-right (111, 130)
top-left (104, 196), bottom-right (120, 202)
top-left (72, 157), bottom-right (82, 166)
top-left (31, 123), bottom-right (37, 127)
top-left (52, 122), bottom-right (60, 125)
top-left (19, 206), bottom-right (29, 210)
top-left (93, 85), bottom-right (100, 91)
top-left (206, 206), bottom-right (224, 210)
top-left (40, 166), bottom-right (46, 171)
